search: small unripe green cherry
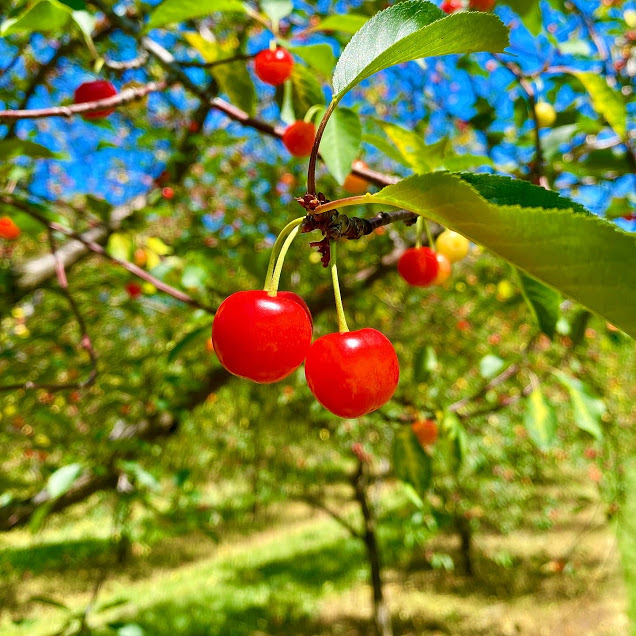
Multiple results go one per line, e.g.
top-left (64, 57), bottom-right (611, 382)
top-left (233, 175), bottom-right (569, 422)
top-left (535, 102), bottom-right (557, 128)
top-left (436, 230), bottom-right (470, 263)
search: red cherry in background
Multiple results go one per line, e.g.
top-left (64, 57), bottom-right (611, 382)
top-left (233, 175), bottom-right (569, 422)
top-left (0, 216), bottom-right (21, 240)
top-left (254, 47), bottom-right (294, 85)
top-left (398, 247), bottom-right (440, 287)
top-left (162, 186), bottom-right (174, 199)
top-left (305, 328), bottom-right (400, 418)
top-left (73, 80), bottom-right (118, 119)
top-left (441, 0), bottom-right (462, 13)
top-left (282, 121), bottom-right (316, 157)
top-left (412, 420), bottom-right (438, 447)
top-left (126, 282), bottom-right (142, 299)
top-left (212, 290), bottom-right (312, 383)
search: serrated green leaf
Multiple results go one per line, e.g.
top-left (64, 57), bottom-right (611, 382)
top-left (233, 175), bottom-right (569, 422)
top-left (106, 233), bottom-right (132, 262)
top-left (393, 428), bottom-right (432, 496)
top-left (318, 107), bottom-right (361, 185)
top-left (524, 388), bottom-right (557, 450)
top-left (479, 354), bottom-right (504, 379)
top-left (573, 72), bottom-right (627, 139)
top-left (364, 172), bottom-right (636, 337)
top-left (0, 139), bottom-right (61, 160)
top-left (309, 13), bottom-right (369, 34)
top-left (168, 325), bottom-right (210, 362)
top-left (146, 0), bottom-right (246, 30)
top-left (555, 372), bottom-right (605, 440)
top-left (332, 1), bottom-right (508, 98)
top-left (516, 270), bottom-right (560, 338)
top-left (288, 43), bottom-right (336, 78)
top-left (46, 463), bottom-right (82, 499)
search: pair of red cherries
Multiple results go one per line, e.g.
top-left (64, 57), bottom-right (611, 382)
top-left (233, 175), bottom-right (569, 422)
top-left (212, 290), bottom-right (399, 419)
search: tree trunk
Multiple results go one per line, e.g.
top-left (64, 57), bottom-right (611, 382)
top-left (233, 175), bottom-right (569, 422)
top-left (353, 461), bottom-right (393, 636)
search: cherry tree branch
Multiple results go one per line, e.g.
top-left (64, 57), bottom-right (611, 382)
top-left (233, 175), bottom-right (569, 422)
top-left (1, 195), bottom-right (216, 314)
top-left (103, 50), bottom-right (149, 71)
top-left (178, 53), bottom-right (255, 68)
top-left (0, 80), bottom-right (168, 121)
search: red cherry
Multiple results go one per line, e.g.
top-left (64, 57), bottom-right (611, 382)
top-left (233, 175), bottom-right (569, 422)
top-left (0, 216), bottom-right (21, 240)
top-left (282, 121), bottom-right (316, 157)
top-left (441, 0), bottom-right (462, 13)
top-left (73, 80), bottom-right (118, 119)
top-left (254, 47), bottom-right (294, 85)
top-left (162, 186), bottom-right (174, 199)
top-left (305, 328), bottom-right (400, 418)
top-left (469, 0), bottom-right (496, 10)
top-left (126, 282), bottom-right (142, 299)
top-left (398, 247), bottom-right (440, 287)
top-left (212, 290), bottom-right (313, 383)
top-left (412, 420), bottom-right (438, 447)
top-left (343, 160), bottom-right (369, 194)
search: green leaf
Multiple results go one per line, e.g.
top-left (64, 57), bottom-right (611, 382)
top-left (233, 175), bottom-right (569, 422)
top-left (30, 595), bottom-right (71, 611)
top-left (146, 0), bottom-right (247, 30)
top-left (288, 43), bottom-right (336, 78)
top-left (332, 1), bottom-right (509, 98)
top-left (479, 354), bottom-right (504, 379)
top-left (516, 270), bottom-right (560, 338)
top-left (413, 346), bottom-right (437, 382)
top-left (393, 428), bottom-right (432, 496)
top-left (524, 388), bottom-right (557, 450)
top-left (554, 372), bottom-right (605, 441)
top-left (318, 107), bottom-right (361, 185)
top-left (118, 461), bottom-right (160, 491)
top-left (261, 0), bottom-right (292, 25)
top-left (106, 233), bottom-right (132, 262)
top-left (573, 72), bottom-right (627, 139)
top-left (442, 410), bottom-right (467, 467)
top-left (276, 63), bottom-right (324, 119)
top-left (181, 263), bottom-right (208, 290)
top-left (183, 33), bottom-right (255, 116)
top-left (1, 0), bottom-right (73, 34)
top-left (376, 120), bottom-right (434, 172)
top-left (364, 172), bottom-right (636, 337)
top-left (501, 0), bottom-right (542, 36)
top-left (168, 325), bottom-right (210, 362)
top-left (0, 139), bottom-right (61, 160)
top-left (361, 133), bottom-right (408, 165)
top-left (541, 124), bottom-right (579, 161)
top-left (46, 463), bottom-right (82, 499)
top-left (309, 13), bottom-right (369, 34)
top-left (569, 309), bottom-right (592, 346)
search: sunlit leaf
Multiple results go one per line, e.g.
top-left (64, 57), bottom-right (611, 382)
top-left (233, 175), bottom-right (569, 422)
top-left (524, 388), bottom-right (558, 450)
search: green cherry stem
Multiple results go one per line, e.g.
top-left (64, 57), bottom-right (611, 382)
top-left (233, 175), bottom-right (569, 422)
top-left (330, 240), bottom-right (350, 333)
top-left (263, 216), bottom-right (305, 291)
top-left (424, 218), bottom-right (434, 248)
top-left (268, 225), bottom-right (301, 296)
top-left (415, 216), bottom-right (423, 249)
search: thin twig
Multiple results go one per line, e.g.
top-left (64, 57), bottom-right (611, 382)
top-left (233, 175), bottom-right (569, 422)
top-left (177, 53), bottom-right (255, 68)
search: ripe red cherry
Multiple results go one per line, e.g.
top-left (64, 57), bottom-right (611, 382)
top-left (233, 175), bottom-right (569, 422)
top-left (162, 186), bottom-right (174, 199)
top-left (441, 0), bottom-right (462, 13)
top-left (254, 47), bottom-right (294, 85)
top-left (469, 0), bottom-right (496, 10)
top-left (282, 121), bottom-right (316, 157)
top-left (412, 420), bottom-right (438, 447)
top-left (73, 80), bottom-right (118, 119)
top-left (397, 247), bottom-right (440, 287)
top-left (212, 290), bottom-right (312, 383)
top-left (0, 216), bottom-right (21, 239)
top-left (343, 160), bottom-right (369, 194)
top-left (126, 282), bottom-right (142, 299)
top-left (305, 328), bottom-right (400, 418)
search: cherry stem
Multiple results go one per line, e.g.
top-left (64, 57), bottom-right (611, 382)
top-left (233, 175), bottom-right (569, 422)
top-left (268, 225), bottom-right (300, 296)
top-left (424, 218), bottom-right (434, 249)
top-left (263, 216), bottom-right (305, 291)
top-left (307, 98), bottom-right (339, 195)
top-left (415, 216), bottom-right (423, 249)
top-left (330, 240), bottom-right (350, 333)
